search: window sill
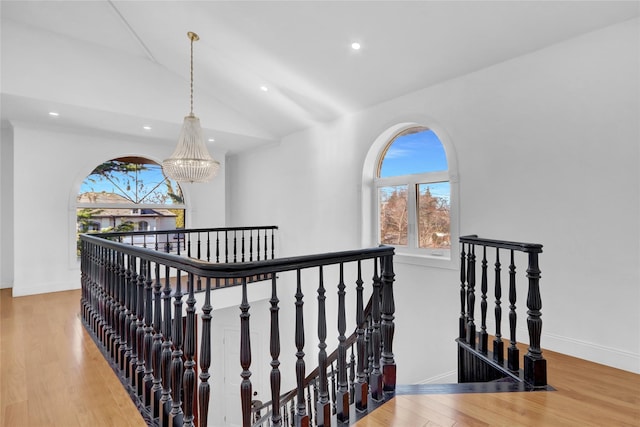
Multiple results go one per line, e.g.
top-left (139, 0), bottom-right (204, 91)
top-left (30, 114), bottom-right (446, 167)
top-left (393, 250), bottom-right (457, 270)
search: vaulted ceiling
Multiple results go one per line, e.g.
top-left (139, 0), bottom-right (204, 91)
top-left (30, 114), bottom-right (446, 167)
top-left (2, 1), bottom-right (638, 154)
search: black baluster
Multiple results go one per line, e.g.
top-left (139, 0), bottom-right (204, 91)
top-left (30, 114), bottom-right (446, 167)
top-left (257, 230), bottom-right (261, 261)
top-left (381, 254), bottom-right (396, 393)
top-left (169, 271), bottom-right (184, 426)
top-left (336, 263), bottom-right (349, 422)
top-left (249, 230), bottom-right (254, 262)
top-left (370, 259), bottom-right (383, 401)
top-left (233, 230), bottom-right (238, 263)
top-left (225, 231), bottom-right (229, 263)
top-left (114, 252), bottom-right (126, 365)
top-left (187, 232), bottom-right (191, 258)
top-left (494, 249), bottom-right (504, 363)
top-left (240, 277), bottom-right (252, 427)
top-left (199, 277), bottom-right (212, 427)
top-left (104, 248), bottom-right (115, 352)
top-left (466, 245), bottom-right (477, 348)
top-left (206, 232), bottom-right (211, 262)
top-left (135, 259), bottom-right (146, 395)
top-left (271, 228), bottom-right (275, 260)
top-left (524, 250), bottom-right (547, 387)
top-left (183, 273), bottom-right (197, 427)
top-left (459, 243), bottom-right (467, 340)
top-left (306, 383), bottom-right (313, 426)
top-left (354, 261), bottom-right (367, 411)
top-left (365, 314), bottom-right (373, 384)
top-left (216, 231), bottom-right (220, 263)
top-left (151, 262), bottom-right (163, 418)
top-left (508, 250), bottom-right (519, 372)
top-left (264, 229), bottom-right (268, 261)
top-left (479, 246), bottom-right (489, 354)
top-left (294, 270), bottom-right (308, 427)
top-left (349, 344), bottom-right (355, 405)
top-left (126, 256), bottom-right (138, 380)
top-left (159, 265), bottom-right (173, 427)
top-left (197, 232), bottom-right (201, 260)
top-left (118, 253), bottom-right (130, 371)
top-left (269, 274), bottom-right (282, 427)
top-left (316, 267), bottom-right (330, 426)
top-left (241, 230), bottom-right (246, 262)
top-left (289, 400), bottom-right (295, 427)
top-left (143, 260), bottom-right (154, 405)
top-left (330, 363), bottom-right (336, 415)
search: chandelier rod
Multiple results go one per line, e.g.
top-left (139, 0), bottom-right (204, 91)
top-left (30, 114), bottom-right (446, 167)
top-left (188, 31), bottom-right (199, 116)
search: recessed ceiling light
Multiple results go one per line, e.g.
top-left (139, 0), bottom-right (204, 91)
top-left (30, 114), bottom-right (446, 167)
top-left (260, 85), bottom-right (269, 92)
top-left (351, 42), bottom-right (361, 50)
top-left (208, 138), bottom-right (215, 142)
top-left (48, 111), bottom-right (59, 116)
top-left (143, 126), bottom-right (152, 131)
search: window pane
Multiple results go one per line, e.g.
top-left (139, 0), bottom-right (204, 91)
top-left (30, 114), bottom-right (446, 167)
top-left (79, 158), bottom-right (183, 205)
top-left (379, 185), bottom-right (408, 246)
top-left (417, 182), bottom-right (450, 250)
top-left (379, 128), bottom-right (447, 178)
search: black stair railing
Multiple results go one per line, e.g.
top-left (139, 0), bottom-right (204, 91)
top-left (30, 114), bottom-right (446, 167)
top-left (80, 227), bottom-right (395, 427)
top-left (100, 225), bottom-right (278, 265)
top-left (251, 295), bottom-right (381, 427)
top-left (457, 235), bottom-right (547, 389)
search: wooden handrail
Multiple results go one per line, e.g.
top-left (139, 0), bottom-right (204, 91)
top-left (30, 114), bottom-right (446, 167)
top-left (81, 232), bottom-right (394, 279)
top-left (459, 235), bottom-right (543, 253)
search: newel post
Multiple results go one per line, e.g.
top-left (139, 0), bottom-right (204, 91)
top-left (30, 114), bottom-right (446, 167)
top-left (524, 251), bottom-right (547, 387)
top-left (380, 253), bottom-right (396, 393)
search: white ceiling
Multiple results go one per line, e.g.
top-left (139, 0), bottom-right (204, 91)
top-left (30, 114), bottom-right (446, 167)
top-left (1, 1), bottom-right (638, 154)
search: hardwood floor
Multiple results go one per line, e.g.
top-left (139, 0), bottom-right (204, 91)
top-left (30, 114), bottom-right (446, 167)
top-left (355, 349), bottom-right (640, 426)
top-left (2, 288), bottom-right (639, 426)
top-left (1, 289), bottom-right (143, 427)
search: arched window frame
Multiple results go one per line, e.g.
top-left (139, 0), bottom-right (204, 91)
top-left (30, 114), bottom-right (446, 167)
top-left (363, 120), bottom-right (459, 269)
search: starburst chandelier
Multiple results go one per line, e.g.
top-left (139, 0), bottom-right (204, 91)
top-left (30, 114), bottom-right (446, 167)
top-left (162, 31), bottom-right (220, 183)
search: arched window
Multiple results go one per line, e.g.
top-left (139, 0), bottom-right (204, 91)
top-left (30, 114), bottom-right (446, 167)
top-left (76, 156), bottom-right (185, 253)
top-left (365, 123), bottom-right (458, 266)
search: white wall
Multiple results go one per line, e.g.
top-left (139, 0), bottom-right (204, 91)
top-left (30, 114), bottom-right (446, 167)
top-left (228, 18), bottom-right (640, 379)
top-left (0, 123), bottom-right (14, 289)
top-left (9, 124), bottom-right (226, 296)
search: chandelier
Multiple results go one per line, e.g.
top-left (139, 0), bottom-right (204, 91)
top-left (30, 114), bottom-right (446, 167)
top-left (162, 31), bottom-right (220, 183)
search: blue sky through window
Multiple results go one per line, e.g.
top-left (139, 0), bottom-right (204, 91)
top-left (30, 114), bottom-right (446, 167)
top-left (79, 160), bottom-right (181, 205)
top-left (380, 129), bottom-right (447, 178)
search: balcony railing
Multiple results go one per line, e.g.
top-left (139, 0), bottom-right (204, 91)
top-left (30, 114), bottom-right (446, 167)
top-left (79, 226), bottom-right (396, 427)
top-left (457, 235), bottom-right (547, 389)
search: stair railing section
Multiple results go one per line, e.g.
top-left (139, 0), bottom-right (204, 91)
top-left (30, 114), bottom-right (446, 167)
top-left (98, 226), bottom-right (278, 289)
top-left (100, 225), bottom-right (278, 263)
top-left (457, 235), bottom-right (547, 389)
top-left (80, 230), bottom-right (395, 427)
top-left (251, 295), bottom-right (383, 426)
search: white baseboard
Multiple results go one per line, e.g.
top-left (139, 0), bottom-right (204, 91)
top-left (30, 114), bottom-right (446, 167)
top-left (543, 332), bottom-right (640, 374)
top-left (417, 369), bottom-right (457, 385)
top-left (11, 281), bottom-right (80, 297)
